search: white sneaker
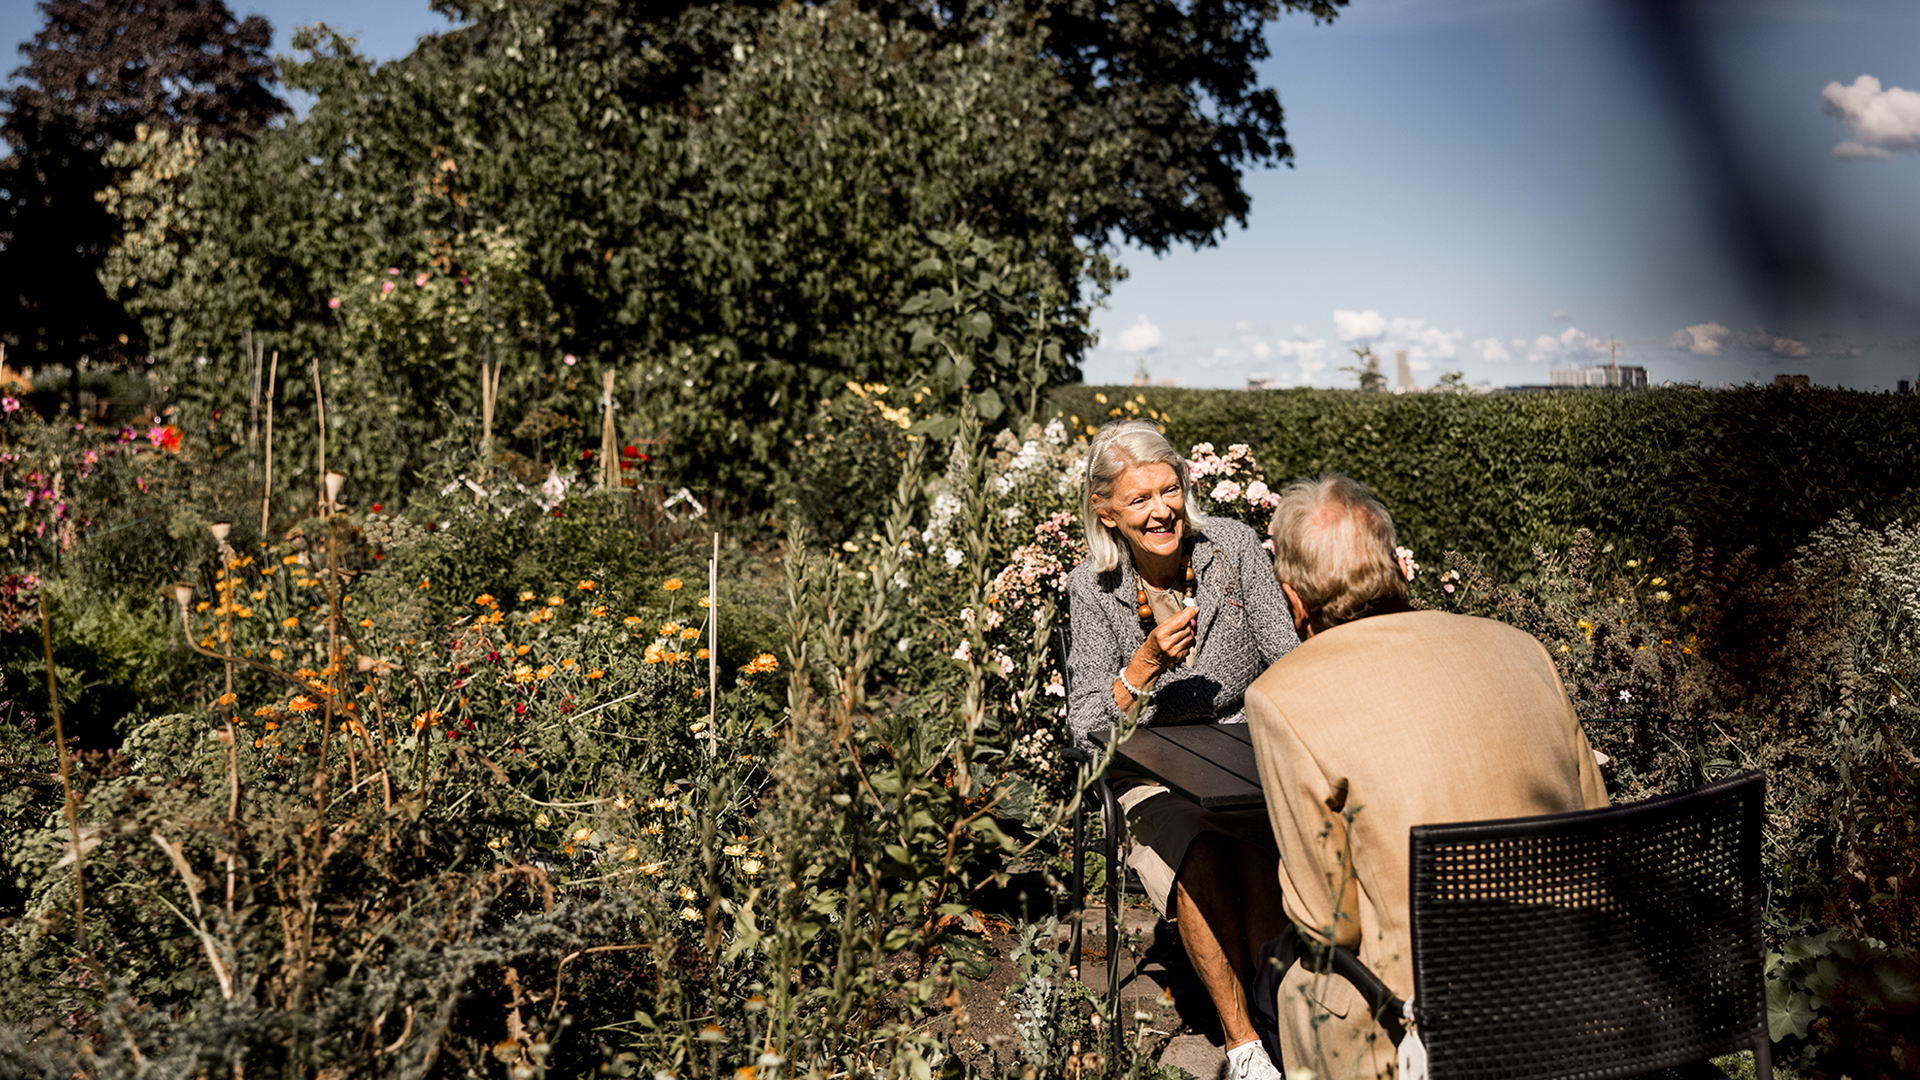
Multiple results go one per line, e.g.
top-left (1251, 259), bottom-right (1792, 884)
top-left (1226, 1040), bottom-right (1282, 1080)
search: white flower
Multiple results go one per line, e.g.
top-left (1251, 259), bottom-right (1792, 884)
top-left (1394, 545), bottom-right (1419, 582)
top-left (1003, 506), bottom-right (1024, 525)
top-left (996, 653), bottom-right (1015, 676)
top-left (536, 467), bottom-right (571, 511)
top-left (1044, 678), bottom-right (1065, 697)
top-left (1044, 418), bottom-right (1067, 445)
top-left (952, 640), bottom-right (971, 662)
top-left (896, 636), bottom-right (911, 653)
top-left (945, 547), bottom-right (964, 568)
top-left (1245, 480), bottom-right (1270, 503)
top-left (1211, 479), bottom-right (1242, 502)
top-left (1619, 689), bottom-right (1634, 703)
top-left (960, 607), bottom-right (975, 625)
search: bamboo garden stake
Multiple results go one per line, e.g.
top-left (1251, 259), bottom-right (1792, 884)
top-left (260, 351), bottom-right (277, 536)
top-left (707, 531), bottom-right (719, 756)
top-left (599, 369), bottom-right (618, 489)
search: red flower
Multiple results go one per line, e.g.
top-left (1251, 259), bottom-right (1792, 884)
top-left (621, 445), bottom-right (639, 459)
top-left (370, 503), bottom-right (383, 513)
top-left (581, 449), bottom-right (594, 461)
top-left (148, 425), bottom-right (182, 452)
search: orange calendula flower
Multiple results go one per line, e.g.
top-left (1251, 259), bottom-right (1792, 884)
top-left (475, 593), bottom-right (496, 607)
top-left (679, 627), bottom-right (700, 641)
top-left (698, 596), bottom-right (712, 608)
top-left (288, 696), bottom-right (319, 713)
top-left (515, 644), bottom-right (531, 656)
top-left (281, 616), bottom-right (299, 628)
top-left (253, 705), bottom-right (275, 716)
top-left (264, 721), bottom-right (278, 731)
top-left (578, 580), bottom-right (596, 591)
top-left (741, 653), bottom-right (779, 675)
top-left (216, 692), bottom-right (238, 706)
top-left (590, 605), bottom-right (609, 617)
top-left (519, 590), bottom-right (537, 602)
top-left (696, 648), bottom-right (710, 660)
top-left (546, 596), bottom-right (564, 607)
top-left (587, 669), bottom-right (606, 679)
top-left (644, 643), bottom-right (669, 664)
top-left (623, 615), bottom-right (643, 628)
top-left (358, 618), bottom-right (373, 628)
top-left (417, 579), bottom-right (430, 590)
top-left (663, 578), bottom-right (683, 591)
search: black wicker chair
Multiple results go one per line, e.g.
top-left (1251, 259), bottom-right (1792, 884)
top-left (1265, 770), bottom-right (1772, 1080)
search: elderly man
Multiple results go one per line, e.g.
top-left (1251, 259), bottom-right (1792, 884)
top-left (1243, 474), bottom-right (1609, 1080)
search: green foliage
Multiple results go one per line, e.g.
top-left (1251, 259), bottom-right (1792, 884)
top-left (1766, 929), bottom-right (1920, 1077)
top-left (1054, 384), bottom-right (1920, 582)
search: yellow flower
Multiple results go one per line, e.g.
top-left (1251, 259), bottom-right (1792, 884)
top-left (723, 843), bottom-right (747, 857)
top-left (535, 813), bottom-right (550, 826)
top-left (519, 590), bottom-right (537, 602)
top-left (1094, 393), bottom-right (1108, 404)
top-left (514, 666), bottom-right (535, 683)
top-left (639, 861), bottom-right (666, 875)
top-left (281, 555), bottom-right (300, 565)
top-left (660, 621), bottom-right (681, 635)
top-left (1650, 577), bottom-right (1667, 587)
top-left (572, 827), bottom-right (594, 843)
top-left (623, 615), bottom-right (643, 628)
top-left (679, 627), bottom-right (700, 641)
top-left (663, 578), bottom-right (683, 592)
top-left (288, 696), bottom-right (319, 713)
top-left (644, 642), bottom-right (669, 664)
top-left (195, 600), bottom-right (211, 613)
top-left (561, 658), bottom-right (577, 669)
top-left (251, 589), bottom-right (267, 600)
top-left (269, 648), bottom-right (284, 660)
top-left (535, 664), bottom-right (555, 680)
top-left (515, 644), bottom-right (531, 656)
top-left (281, 616), bottom-right (299, 628)
top-left (679, 885), bottom-right (697, 901)
top-left (624, 845), bottom-right (640, 861)
top-left (741, 858), bottom-right (762, 876)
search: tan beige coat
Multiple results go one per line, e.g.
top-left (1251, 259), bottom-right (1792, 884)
top-left (1243, 610), bottom-right (1609, 1080)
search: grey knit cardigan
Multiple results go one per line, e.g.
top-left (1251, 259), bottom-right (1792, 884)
top-left (1065, 516), bottom-right (1299, 749)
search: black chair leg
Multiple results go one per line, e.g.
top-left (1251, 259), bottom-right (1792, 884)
top-left (1070, 782), bottom-right (1085, 968)
top-left (1103, 777), bottom-right (1123, 1054)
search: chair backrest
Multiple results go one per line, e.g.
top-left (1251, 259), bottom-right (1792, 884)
top-left (1408, 771), bottom-right (1767, 1080)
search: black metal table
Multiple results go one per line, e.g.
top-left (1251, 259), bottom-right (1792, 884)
top-left (1092, 722), bottom-right (1266, 809)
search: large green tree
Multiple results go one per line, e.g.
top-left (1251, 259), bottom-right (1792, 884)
top-left (0, 0), bottom-right (284, 377)
top-left (114, 0), bottom-right (1343, 502)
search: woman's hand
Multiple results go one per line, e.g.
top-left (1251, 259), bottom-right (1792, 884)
top-left (1140, 605), bottom-right (1198, 672)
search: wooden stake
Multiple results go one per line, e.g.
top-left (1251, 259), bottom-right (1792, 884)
top-left (40, 592), bottom-right (88, 954)
top-left (311, 358), bottom-right (327, 511)
top-left (260, 352), bottom-right (278, 537)
top-left (599, 369), bottom-right (618, 490)
top-left (707, 531), bottom-right (719, 755)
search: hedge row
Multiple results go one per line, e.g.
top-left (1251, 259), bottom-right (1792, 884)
top-left (1048, 385), bottom-right (1920, 579)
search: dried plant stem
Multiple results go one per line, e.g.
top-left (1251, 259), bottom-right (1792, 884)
top-left (40, 592), bottom-right (88, 954)
top-left (260, 351), bottom-right (277, 536)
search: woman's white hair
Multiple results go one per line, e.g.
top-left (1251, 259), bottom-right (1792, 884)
top-left (1081, 419), bottom-right (1206, 573)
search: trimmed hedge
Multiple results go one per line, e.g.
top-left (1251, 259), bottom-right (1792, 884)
top-left (1049, 385), bottom-right (1920, 579)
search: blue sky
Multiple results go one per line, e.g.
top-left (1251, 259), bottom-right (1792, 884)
top-left (7, 0), bottom-right (1917, 389)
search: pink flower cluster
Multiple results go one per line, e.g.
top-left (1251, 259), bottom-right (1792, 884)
top-left (1188, 443), bottom-right (1279, 511)
top-left (988, 511), bottom-right (1087, 616)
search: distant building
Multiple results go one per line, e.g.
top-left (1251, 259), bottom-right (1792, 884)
top-left (1549, 364), bottom-right (1647, 389)
top-left (1394, 350), bottom-right (1420, 393)
top-left (1774, 374), bottom-right (1811, 389)
top-left (1899, 379), bottom-right (1912, 395)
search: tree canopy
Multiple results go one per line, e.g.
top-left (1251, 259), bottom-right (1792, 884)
top-left (0, 0), bottom-right (284, 372)
top-left (104, 0), bottom-right (1345, 502)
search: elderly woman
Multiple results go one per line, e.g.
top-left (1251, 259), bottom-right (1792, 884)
top-left (1066, 420), bottom-right (1296, 1080)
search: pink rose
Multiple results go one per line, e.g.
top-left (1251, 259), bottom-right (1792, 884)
top-left (414, 272), bottom-right (430, 286)
top-left (381, 281), bottom-right (395, 295)
top-left (1211, 479), bottom-right (1241, 502)
top-left (328, 297), bottom-right (341, 309)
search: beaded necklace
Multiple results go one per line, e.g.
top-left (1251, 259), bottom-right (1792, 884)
top-left (1136, 545), bottom-right (1197, 622)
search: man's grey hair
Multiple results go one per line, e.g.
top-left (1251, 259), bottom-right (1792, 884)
top-left (1267, 473), bottom-right (1409, 634)
top-left (1081, 419), bottom-right (1206, 573)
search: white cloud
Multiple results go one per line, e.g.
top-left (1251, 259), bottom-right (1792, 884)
top-left (1822, 75), bottom-right (1920, 159)
top-left (1771, 337), bottom-right (1809, 358)
top-left (1110, 315), bottom-right (1163, 353)
top-left (1671, 322), bottom-right (1731, 356)
top-left (1333, 309), bottom-right (1386, 342)
top-left (1525, 326), bottom-right (1612, 364)
top-left (1472, 337), bottom-right (1512, 363)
